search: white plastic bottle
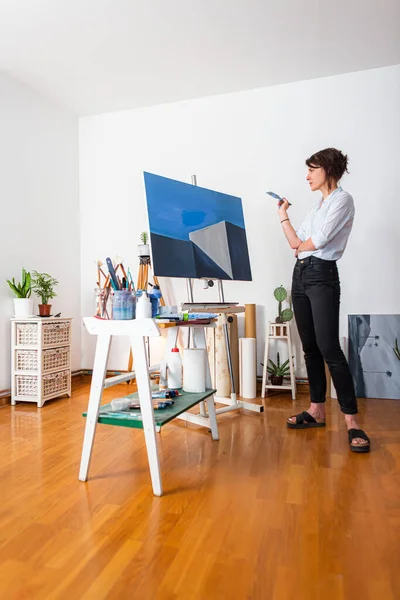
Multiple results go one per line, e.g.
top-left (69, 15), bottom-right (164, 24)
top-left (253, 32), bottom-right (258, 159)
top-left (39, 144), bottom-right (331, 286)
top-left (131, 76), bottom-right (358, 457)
top-left (135, 292), bottom-right (152, 319)
top-left (167, 347), bottom-right (182, 390)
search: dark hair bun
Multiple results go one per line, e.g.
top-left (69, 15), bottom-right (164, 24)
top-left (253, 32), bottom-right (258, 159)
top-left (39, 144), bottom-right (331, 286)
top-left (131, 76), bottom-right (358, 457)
top-left (306, 148), bottom-right (349, 184)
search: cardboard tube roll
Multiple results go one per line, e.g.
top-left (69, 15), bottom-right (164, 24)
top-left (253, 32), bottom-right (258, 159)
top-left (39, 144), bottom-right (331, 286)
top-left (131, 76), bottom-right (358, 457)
top-left (229, 314), bottom-right (239, 394)
top-left (245, 304), bottom-right (256, 339)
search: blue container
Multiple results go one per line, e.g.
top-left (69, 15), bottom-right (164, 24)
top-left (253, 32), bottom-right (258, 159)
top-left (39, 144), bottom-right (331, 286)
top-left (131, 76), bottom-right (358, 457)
top-left (112, 290), bottom-right (136, 320)
top-left (148, 285), bottom-right (162, 317)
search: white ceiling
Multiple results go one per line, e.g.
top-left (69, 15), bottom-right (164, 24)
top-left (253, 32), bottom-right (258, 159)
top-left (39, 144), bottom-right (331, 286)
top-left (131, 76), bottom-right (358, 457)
top-left (0, 0), bottom-right (399, 116)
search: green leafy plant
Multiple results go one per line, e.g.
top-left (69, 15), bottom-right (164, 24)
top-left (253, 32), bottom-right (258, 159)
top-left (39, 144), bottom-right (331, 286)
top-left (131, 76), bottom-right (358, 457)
top-left (6, 268), bottom-right (31, 298)
top-left (140, 231), bottom-right (148, 245)
top-left (274, 285), bottom-right (293, 323)
top-left (31, 271), bottom-right (58, 305)
top-left (394, 339), bottom-right (400, 361)
top-left (267, 352), bottom-right (291, 377)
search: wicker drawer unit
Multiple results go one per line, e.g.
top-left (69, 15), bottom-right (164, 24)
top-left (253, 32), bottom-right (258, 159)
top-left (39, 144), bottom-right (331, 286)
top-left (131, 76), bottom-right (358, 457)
top-left (11, 318), bottom-right (72, 407)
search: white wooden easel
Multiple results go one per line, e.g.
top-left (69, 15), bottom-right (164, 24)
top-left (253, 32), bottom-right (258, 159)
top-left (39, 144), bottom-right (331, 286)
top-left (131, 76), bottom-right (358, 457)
top-left (261, 321), bottom-right (296, 400)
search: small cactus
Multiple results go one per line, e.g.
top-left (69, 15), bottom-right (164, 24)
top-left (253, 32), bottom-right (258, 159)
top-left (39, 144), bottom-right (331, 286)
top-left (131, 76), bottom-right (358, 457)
top-left (274, 285), bottom-right (293, 323)
top-left (274, 286), bottom-right (287, 303)
top-left (140, 231), bottom-right (148, 245)
top-left (280, 308), bottom-right (294, 322)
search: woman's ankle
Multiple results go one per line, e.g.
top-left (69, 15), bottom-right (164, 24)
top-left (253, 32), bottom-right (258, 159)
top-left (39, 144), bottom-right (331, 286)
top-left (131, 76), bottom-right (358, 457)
top-left (344, 414), bottom-right (359, 428)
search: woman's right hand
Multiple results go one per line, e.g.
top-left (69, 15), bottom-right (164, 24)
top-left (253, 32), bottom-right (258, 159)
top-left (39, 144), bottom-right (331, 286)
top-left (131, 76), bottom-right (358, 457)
top-left (277, 198), bottom-right (290, 218)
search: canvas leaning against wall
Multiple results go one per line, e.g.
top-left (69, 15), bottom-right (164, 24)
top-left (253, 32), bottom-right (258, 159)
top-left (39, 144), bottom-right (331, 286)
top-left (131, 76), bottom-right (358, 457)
top-left (348, 314), bottom-right (400, 400)
top-left (143, 172), bottom-right (252, 281)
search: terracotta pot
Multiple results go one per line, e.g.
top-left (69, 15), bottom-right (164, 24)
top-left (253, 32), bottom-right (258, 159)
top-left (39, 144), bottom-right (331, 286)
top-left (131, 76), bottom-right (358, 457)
top-left (270, 375), bottom-right (283, 386)
top-left (38, 304), bottom-right (52, 317)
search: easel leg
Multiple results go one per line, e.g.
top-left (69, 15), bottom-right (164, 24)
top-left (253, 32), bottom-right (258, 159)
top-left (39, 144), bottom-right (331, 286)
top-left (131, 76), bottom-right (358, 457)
top-left (261, 325), bottom-right (270, 399)
top-left (194, 327), bottom-right (209, 417)
top-left (79, 334), bottom-right (111, 482)
top-left (206, 394), bottom-right (219, 440)
top-left (132, 336), bottom-right (163, 496)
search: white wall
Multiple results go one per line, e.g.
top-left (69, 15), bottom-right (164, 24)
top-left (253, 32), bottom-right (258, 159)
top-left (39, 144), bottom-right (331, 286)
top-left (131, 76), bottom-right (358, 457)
top-left (79, 65), bottom-right (400, 375)
top-left (0, 72), bottom-right (80, 389)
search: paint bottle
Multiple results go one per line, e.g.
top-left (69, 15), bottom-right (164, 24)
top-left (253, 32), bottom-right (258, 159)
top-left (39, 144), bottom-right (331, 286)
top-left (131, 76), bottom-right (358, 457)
top-left (167, 347), bottom-right (182, 390)
top-left (135, 292), bottom-right (152, 319)
top-left (148, 284), bottom-right (162, 317)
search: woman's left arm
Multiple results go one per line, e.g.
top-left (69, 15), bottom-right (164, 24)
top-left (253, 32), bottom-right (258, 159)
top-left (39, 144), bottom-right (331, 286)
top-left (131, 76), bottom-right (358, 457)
top-left (295, 238), bottom-right (316, 257)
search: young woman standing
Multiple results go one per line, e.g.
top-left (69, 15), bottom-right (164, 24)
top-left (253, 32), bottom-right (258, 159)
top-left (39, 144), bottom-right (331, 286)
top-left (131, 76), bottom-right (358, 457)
top-left (278, 148), bottom-right (370, 452)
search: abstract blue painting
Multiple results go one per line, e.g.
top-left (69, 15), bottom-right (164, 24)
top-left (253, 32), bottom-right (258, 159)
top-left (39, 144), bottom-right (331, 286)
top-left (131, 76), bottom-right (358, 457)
top-left (143, 172), bottom-right (252, 281)
top-left (348, 314), bottom-right (400, 399)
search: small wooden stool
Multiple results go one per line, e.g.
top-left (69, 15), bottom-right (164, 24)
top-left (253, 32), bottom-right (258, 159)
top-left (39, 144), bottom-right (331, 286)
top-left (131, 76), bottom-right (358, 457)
top-left (261, 321), bottom-right (296, 400)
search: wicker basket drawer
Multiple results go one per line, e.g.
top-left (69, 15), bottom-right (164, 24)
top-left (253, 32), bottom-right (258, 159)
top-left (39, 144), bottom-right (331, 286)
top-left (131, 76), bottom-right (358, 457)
top-left (16, 323), bottom-right (39, 345)
top-left (15, 374), bottom-right (38, 397)
top-left (15, 370), bottom-right (70, 399)
top-left (42, 322), bottom-right (71, 347)
top-left (43, 347), bottom-right (70, 372)
top-left (14, 347), bottom-right (70, 373)
top-left (42, 370), bottom-right (70, 398)
top-left (15, 349), bottom-right (39, 371)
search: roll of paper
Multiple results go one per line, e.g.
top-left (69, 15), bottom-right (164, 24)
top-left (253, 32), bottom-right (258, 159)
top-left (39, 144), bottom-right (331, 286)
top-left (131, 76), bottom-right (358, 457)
top-left (239, 338), bottom-right (257, 399)
top-left (245, 304), bottom-right (256, 339)
top-left (183, 348), bottom-right (206, 393)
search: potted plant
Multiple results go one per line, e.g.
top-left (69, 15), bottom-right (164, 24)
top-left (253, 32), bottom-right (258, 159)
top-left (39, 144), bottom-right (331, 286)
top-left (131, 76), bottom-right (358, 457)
top-left (274, 286), bottom-right (294, 323)
top-left (138, 231), bottom-right (150, 257)
top-left (6, 268), bottom-right (34, 317)
top-left (31, 271), bottom-right (59, 317)
top-left (267, 352), bottom-right (290, 385)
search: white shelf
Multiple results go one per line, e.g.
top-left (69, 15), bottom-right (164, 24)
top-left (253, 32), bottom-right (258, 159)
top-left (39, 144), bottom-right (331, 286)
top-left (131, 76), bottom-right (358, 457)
top-left (14, 345), bottom-right (39, 350)
top-left (261, 321), bottom-right (297, 400)
top-left (14, 365), bottom-right (71, 376)
top-left (264, 384), bottom-right (293, 390)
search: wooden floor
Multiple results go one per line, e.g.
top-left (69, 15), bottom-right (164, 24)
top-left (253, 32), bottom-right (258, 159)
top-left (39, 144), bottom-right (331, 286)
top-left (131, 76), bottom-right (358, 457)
top-left (0, 377), bottom-right (399, 600)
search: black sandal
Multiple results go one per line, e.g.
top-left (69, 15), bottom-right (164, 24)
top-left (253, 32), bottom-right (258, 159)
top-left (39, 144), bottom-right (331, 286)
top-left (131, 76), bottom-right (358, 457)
top-left (287, 411), bottom-right (326, 429)
top-left (348, 429), bottom-right (370, 453)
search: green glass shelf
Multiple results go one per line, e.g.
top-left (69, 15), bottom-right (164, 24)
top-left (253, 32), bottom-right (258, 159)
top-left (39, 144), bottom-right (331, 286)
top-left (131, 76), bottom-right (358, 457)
top-left (83, 389), bottom-right (216, 430)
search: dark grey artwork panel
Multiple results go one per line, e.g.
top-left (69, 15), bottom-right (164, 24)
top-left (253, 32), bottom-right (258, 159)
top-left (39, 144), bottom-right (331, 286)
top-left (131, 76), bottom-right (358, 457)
top-left (348, 314), bottom-right (400, 399)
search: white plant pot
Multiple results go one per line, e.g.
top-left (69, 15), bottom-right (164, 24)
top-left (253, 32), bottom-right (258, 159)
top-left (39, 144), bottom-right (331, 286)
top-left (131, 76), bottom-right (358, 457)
top-left (13, 298), bottom-right (34, 317)
top-left (138, 244), bottom-right (150, 257)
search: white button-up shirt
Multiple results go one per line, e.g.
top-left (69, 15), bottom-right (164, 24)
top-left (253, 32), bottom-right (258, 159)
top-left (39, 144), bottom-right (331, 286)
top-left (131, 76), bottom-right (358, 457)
top-left (296, 187), bottom-right (355, 261)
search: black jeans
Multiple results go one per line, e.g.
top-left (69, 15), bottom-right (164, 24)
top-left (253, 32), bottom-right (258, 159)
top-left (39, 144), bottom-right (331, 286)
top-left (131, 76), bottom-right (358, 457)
top-left (292, 255), bottom-right (358, 415)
